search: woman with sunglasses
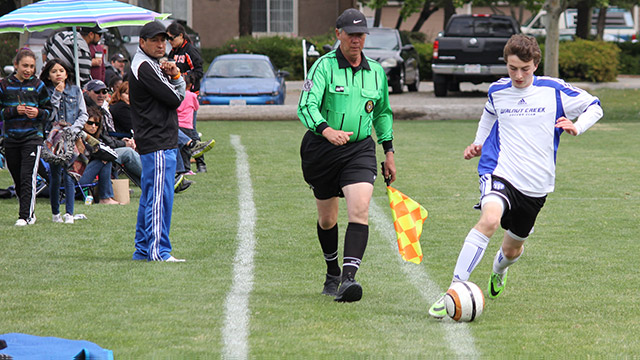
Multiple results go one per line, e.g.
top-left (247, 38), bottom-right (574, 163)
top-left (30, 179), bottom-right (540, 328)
top-left (40, 58), bottom-right (89, 224)
top-left (77, 107), bottom-right (120, 205)
top-left (166, 22), bottom-right (203, 93)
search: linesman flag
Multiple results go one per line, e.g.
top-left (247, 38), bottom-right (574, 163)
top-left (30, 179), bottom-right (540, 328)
top-left (386, 186), bottom-right (428, 263)
top-left (380, 161), bottom-right (428, 264)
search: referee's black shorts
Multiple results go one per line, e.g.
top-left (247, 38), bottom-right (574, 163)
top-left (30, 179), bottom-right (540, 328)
top-left (300, 131), bottom-right (377, 200)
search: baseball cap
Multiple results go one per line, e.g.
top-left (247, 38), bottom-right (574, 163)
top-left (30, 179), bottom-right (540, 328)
top-left (80, 25), bottom-right (108, 34)
top-left (139, 21), bottom-right (168, 39)
top-left (85, 79), bottom-right (107, 92)
top-left (336, 8), bottom-right (369, 34)
top-left (110, 53), bottom-right (128, 62)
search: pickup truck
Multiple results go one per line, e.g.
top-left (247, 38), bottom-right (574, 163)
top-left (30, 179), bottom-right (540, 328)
top-left (431, 14), bottom-right (520, 97)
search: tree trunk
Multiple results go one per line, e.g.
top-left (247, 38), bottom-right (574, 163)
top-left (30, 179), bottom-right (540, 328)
top-left (238, 0), bottom-right (252, 36)
top-left (395, 13), bottom-right (403, 29)
top-left (443, 0), bottom-right (456, 29)
top-left (543, 0), bottom-right (568, 77)
top-left (595, 6), bottom-right (608, 41)
top-left (374, 8), bottom-right (382, 27)
top-left (411, 3), bottom-right (439, 32)
top-left (575, 0), bottom-right (591, 40)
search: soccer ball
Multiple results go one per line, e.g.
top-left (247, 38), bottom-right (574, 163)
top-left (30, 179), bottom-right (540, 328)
top-left (444, 281), bottom-right (485, 322)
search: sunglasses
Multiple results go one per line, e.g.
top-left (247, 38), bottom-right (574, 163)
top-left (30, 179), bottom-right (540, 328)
top-left (86, 121), bottom-right (100, 126)
top-left (167, 34), bottom-right (179, 41)
top-left (93, 89), bottom-right (108, 95)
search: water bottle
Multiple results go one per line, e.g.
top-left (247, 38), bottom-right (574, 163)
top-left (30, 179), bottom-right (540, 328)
top-left (85, 195), bottom-right (93, 205)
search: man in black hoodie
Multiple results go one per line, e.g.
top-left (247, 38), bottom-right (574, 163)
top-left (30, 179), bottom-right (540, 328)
top-left (129, 21), bottom-right (186, 262)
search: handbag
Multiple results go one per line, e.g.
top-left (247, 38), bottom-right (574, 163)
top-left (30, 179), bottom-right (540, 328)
top-left (41, 121), bottom-right (77, 165)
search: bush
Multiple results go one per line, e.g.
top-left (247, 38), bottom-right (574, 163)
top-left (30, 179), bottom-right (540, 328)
top-left (558, 39), bottom-right (619, 82)
top-left (616, 42), bottom-right (640, 75)
top-left (0, 33), bottom-right (19, 69)
top-left (413, 42), bottom-right (433, 81)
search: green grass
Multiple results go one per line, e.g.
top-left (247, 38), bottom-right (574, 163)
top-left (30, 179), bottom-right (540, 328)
top-left (0, 89), bottom-right (638, 357)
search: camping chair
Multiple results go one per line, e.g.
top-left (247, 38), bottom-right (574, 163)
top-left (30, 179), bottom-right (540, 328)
top-left (41, 158), bottom-right (98, 204)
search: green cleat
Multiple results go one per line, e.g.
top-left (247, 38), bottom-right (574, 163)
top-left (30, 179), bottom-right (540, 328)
top-left (488, 271), bottom-right (508, 299)
top-left (428, 294), bottom-right (447, 319)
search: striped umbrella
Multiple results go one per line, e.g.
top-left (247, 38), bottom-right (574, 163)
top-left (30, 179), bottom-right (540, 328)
top-left (0, 0), bottom-right (169, 33)
top-left (0, 0), bottom-right (170, 86)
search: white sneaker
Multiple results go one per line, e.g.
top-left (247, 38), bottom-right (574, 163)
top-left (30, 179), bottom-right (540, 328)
top-left (63, 213), bottom-right (74, 224)
top-left (27, 215), bottom-right (36, 225)
top-left (52, 214), bottom-right (63, 223)
top-left (15, 219), bottom-right (28, 226)
top-left (165, 256), bottom-right (186, 262)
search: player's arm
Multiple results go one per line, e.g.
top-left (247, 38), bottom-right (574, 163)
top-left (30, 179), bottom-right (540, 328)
top-left (297, 58), bottom-right (329, 133)
top-left (465, 102), bottom-right (497, 159)
top-left (555, 101), bottom-right (603, 136)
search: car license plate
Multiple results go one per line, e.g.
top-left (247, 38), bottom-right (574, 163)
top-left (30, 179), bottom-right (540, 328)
top-left (464, 64), bottom-right (481, 74)
top-left (229, 99), bottom-right (247, 106)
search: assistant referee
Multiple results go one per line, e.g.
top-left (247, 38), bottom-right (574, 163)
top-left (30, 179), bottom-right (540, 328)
top-left (298, 8), bottom-right (396, 303)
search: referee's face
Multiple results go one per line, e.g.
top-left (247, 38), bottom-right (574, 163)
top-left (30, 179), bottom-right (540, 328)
top-left (337, 29), bottom-right (366, 63)
top-left (506, 55), bottom-right (537, 89)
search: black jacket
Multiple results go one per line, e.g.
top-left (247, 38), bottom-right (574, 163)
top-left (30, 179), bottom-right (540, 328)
top-left (168, 38), bottom-right (203, 92)
top-left (129, 48), bottom-right (185, 155)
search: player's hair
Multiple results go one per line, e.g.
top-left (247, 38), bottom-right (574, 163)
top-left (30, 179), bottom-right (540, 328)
top-left (503, 34), bottom-right (541, 66)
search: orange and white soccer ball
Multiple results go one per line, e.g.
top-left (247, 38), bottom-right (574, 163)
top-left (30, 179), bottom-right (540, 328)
top-left (444, 281), bottom-right (485, 322)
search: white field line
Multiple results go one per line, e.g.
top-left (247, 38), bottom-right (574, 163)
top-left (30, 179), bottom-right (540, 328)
top-left (369, 198), bottom-right (479, 358)
top-left (222, 135), bottom-right (257, 360)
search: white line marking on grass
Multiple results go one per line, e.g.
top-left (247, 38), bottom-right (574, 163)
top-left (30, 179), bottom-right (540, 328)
top-left (369, 198), bottom-right (479, 358)
top-left (222, 135), bottom-right (257, 360)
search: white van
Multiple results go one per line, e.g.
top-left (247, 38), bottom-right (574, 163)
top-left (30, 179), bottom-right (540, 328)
top-left (521, 7), bottom-right (636, 42)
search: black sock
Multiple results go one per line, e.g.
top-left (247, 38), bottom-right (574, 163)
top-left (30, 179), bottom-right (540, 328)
top-left (342, 222), bottom-right (368, 281)
top-left (317, 222), bottom-right (340, 276)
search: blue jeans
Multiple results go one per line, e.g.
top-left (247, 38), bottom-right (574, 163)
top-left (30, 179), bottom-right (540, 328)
top-left (49, 162), bottom-right (75, 215)
top-left (79, 159), bottom-right (114, 200)
top-left (175, 130), bottom-right (191, 174)
top-left (114, 147), bottom-right (142, 184)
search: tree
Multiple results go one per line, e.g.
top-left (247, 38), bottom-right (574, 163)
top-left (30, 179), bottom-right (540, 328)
top-left (543, 0), bottom-right (569, 77)
top-left (411, 2), bottom-right (440, 32)
top-left (239, 0), bottom-right (252, 36)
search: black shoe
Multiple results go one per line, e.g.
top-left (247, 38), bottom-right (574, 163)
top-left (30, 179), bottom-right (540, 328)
top-left (334, 276), bottom-right (362, 302)
top-left (196, 163), bottom-right (207, 173)
top-left (321, 273), bottom-right (341, 296)
top-left (175, 178), bottom-right (193, 193)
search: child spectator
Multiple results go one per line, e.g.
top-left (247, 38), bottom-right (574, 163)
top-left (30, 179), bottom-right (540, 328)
top-left (177, 73), bottom-right (210, 173)
top-left (40, 58), bottom-right (88, 224)
top-left (1, 48), bottom-right (53, 226)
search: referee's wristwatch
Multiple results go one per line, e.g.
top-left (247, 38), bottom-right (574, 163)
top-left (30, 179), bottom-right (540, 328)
top-left (384, 147), bottom-right (395, 154)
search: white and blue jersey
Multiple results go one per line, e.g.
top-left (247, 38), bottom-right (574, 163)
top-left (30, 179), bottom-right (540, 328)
top-left (474, 76), bottom-right (603, 197)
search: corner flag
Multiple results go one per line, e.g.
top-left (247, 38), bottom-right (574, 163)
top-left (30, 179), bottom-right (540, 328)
top-left (386, 186), bottom-right (428, 264)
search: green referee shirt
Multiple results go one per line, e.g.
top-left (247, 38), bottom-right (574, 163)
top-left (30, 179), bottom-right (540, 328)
top-left (297, 47), bottom-right (394, 147)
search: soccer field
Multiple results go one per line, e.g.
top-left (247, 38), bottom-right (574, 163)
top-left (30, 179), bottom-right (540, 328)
top-left (1, 89), bottom-right (639, 357)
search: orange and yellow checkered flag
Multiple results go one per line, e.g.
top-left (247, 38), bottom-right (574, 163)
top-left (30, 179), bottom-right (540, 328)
top-left (387, 186), bottom-right (428, 264)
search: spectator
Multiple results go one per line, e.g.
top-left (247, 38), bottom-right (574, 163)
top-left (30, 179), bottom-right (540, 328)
top-left (83, 79), bottom-right (141, 185)
top-left (105, 53), bottom-right (128, 88)
top-left (130, 21), bottom-right (186, 262)
top-left (89, 42), bottom-right (106, 82)
top-left (1, 48), bottom-right (53, 226)
top-left (167, 21), bottom-right (203, 93)
top-left (77, 107), bottom-right (120, 204)
top-left (177, 73), bottom-right (211, 174)
top-left (44, 26), bottom-right (108, 87)
top-left (40, 58), bottom-right (88, 224)
top-left (109, 81), bottom-right (133, 137)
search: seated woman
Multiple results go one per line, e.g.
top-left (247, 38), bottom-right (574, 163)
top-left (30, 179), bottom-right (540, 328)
top-left (109, 81), bottom-right (132, 137)
top-left (77, 107), bottom-right (120, 205)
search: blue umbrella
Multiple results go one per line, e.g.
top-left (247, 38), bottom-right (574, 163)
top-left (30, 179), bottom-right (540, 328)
top-left (0, 0), bottom-right (170, 86)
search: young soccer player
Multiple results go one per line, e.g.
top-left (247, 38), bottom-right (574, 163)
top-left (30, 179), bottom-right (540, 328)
top-left (428, 34), bottom-right (604, 318)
